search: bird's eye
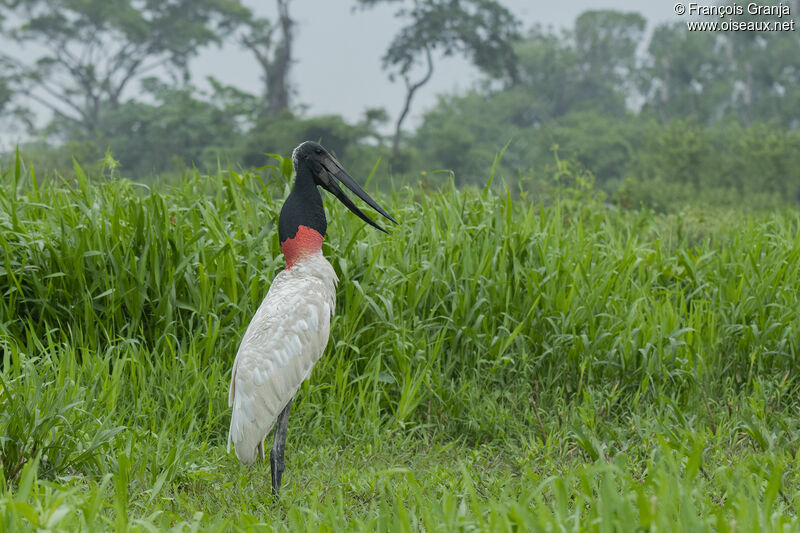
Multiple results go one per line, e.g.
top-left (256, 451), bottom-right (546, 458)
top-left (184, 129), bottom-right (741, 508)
top-left (314, 149), bottom-right (323, 155)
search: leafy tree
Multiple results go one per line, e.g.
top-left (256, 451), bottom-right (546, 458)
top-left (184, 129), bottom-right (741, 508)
top-left (355, 0), bottom-right (520, 155)
top-left (0, 0), bottom-right (249, 136)
top-left (40, 77), bottom-right (251, 176)
top-left (0, 71), bottom-right (35, 138)
top-left (572, 10), bottom-right (646, 113)
top-left (239, 111), bottom-right (383, 177)
top-left (506, 22), bottom-right (637, 125)
top-left (239, 0), bottom-right (295, 117)
top-left (641, 2), bottom-right (800, 125)
top-left (640, 23), bottom-right (726, 122)
top-left (510, 28), bottom-right (580, 123)
top-left (411, 13), bottom-right (649, 185)
top-left (719, 1), bottom-right (800, 125)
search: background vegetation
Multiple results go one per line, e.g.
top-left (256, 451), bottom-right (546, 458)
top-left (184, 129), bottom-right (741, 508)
top-left (1, 1), bottom-right (799, 210)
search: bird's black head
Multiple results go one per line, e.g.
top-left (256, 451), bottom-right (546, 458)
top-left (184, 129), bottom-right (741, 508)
top-left (290, 141), bottom-right (398, 233)
top-left (291, 141), bottom-right (328, 184)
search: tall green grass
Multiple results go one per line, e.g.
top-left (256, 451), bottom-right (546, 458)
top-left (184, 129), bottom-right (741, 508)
top-left (0, 153), bottom-right (798, 530)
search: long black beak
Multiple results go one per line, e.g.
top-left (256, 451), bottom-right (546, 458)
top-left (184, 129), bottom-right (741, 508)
top-left (319, 156), bottom-right (397, 233)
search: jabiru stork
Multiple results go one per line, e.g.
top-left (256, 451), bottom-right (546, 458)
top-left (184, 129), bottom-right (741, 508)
top-left (227, 141), bottom-right (396, 495)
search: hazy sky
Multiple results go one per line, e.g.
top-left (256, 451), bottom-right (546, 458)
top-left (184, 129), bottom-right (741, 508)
top-left (192, 1), bottom-right (676, 129)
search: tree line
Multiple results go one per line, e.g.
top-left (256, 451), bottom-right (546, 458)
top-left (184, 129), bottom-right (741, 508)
top-left (1, 0), bottom-right (799, 206)
top-left (414, 4), bottom-right (800, 208)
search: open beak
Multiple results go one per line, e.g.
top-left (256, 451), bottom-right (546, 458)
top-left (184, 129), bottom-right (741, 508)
top-left (318, 154), bottom-right (398, 233)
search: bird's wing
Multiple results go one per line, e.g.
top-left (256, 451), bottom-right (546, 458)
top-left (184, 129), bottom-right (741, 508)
top-left (227, 271), bottom-right (333, 465)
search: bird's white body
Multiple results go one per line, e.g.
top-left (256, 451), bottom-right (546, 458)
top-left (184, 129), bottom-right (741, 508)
top-left (227, 251), bottom-right (338, 464)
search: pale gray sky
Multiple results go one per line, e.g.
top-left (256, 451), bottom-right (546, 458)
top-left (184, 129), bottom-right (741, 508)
top-left (194, 1), bottom-right (676, 129)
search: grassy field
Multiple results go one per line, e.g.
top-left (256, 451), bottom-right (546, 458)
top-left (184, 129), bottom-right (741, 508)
top-left (1, 154), bottom-right (799, 531)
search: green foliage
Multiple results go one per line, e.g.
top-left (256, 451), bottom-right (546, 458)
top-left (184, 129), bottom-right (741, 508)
top-left (622, 119), bottom-right (800, 209)
top-left (412, 92), bottom-right (507, 184)
top-left (88, 78), bottom-right (250, 176)
top-left (0, 351), bottom-right (124, 486)
top-left (237, 1), bottom-right (293, 117)
top-left (23, 78), bottom-right (254, 178)
top-left (356, 0), bottom-right (522, 156)
top-left (414, 88), bottom-right (800, 207)
top-left (240, 110), bottom-right (386, 178)
top-left (573, 10), bottom-right (646, 105)
top-left (407, 9), bottom-right (800, 199)
top-left (4, 3), bottom-right (799, 199)
top-left (640, 23), bottom-right (727, 122)
top-left (356, 0), bottom-right (520, 80)
top-left (0, 157), bottom-right (799, 528)
top-left (0, 0), bottom-right (251, 136)
top-left (574, 10), bottom-right (646, 78)
top-left (409, 21), bottom-right (650, 187)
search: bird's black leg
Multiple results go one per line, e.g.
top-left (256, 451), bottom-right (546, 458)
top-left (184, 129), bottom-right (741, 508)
top-left (270, 398), bottom-right (293, 497)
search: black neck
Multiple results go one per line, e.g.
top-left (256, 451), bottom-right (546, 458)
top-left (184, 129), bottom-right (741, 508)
top-left (278, 165), bottom-right (327, 242)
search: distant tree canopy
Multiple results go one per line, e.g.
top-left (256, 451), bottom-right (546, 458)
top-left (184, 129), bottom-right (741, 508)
top-left (412, 4), bottom-right (800, 196)
top-left (0, 0), bottom-right (250, 137)
top-left (1, 1), bottom-right (799, 205)
top-left (356, 0), bottom-right (521, 155)
top-left (238, 0), bottom-right (295, 118)
top-left (640, 11), bottom-right (800, 125)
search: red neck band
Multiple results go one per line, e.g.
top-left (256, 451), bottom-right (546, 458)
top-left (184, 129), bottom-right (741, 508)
top-left (280, 225), bottom-right (324, 268)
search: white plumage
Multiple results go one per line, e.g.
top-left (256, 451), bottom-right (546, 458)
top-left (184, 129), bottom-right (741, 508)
top-left (227, 251), bottom-right (338, 464)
